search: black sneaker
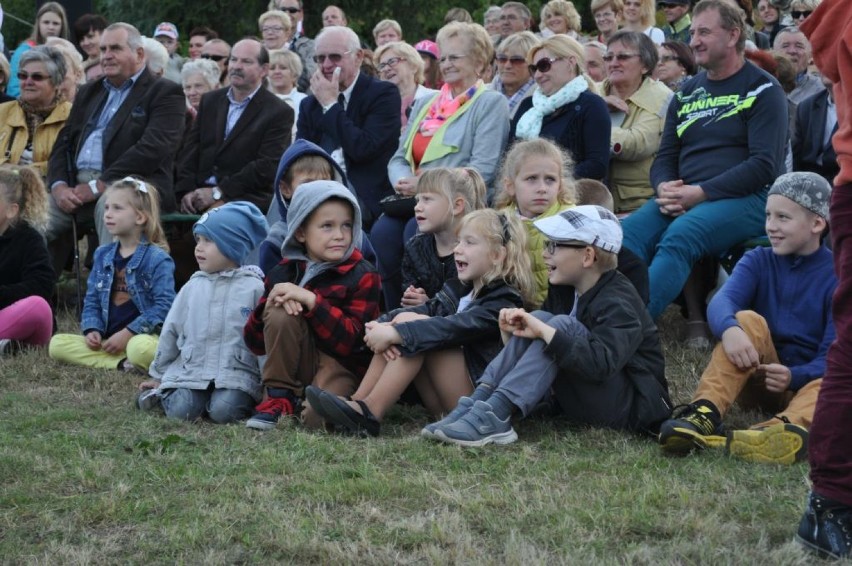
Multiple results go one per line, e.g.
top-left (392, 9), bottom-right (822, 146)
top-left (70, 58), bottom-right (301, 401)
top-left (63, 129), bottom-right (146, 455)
top-left (658, 400), bottom-right (724, 455)
top-left (246, 389), bottom-right (296, 431)
top-left (796, 492), bottom-right (852, 559)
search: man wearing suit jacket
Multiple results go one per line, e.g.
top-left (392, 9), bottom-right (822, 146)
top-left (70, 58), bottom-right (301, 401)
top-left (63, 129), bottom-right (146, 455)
top-left (177, 38), bottom-right (293, 214)
top-left (296, 26), bottom-right (401, 228)
top-left (47, 22), bottom-right (186, 245)
top-left (793, 78), bottom-right (839, 184)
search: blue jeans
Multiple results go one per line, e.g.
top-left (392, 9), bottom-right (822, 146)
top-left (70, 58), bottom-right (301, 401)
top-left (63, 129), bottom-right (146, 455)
top-left (622, 191), bottom-right (767, 319)
top-left (370, 214), bottom-right (418, 309)
top-left (161, 387), bottom-right (255, 424)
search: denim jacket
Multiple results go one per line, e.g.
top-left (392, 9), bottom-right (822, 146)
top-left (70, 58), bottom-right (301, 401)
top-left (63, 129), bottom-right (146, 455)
top-left (81, 239), bottom-right (176, 336)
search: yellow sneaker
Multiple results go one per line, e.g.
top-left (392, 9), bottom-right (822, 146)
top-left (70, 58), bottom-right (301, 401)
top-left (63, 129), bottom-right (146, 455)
top-left (725, 423), bottom-right (808, 465)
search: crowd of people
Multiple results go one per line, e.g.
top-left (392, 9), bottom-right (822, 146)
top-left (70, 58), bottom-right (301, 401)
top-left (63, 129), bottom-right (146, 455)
top-left (0, 0), bottom-right (849, 559)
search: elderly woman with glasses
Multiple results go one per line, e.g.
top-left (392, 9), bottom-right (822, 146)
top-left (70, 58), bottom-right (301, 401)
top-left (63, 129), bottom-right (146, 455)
top-left (374, 21), bottom-right (510, 309)
top-left (510, 34), bottom-right (611, 181)
top-left (654, 40), bottom-right (697, 91)
top-left (600, 31), bottom-right (672, 213)
top-left (374, 41), bottom-right (438, 130)
top-left (491, 31), bottom-right (539, 119)
top-left (0, 46), bottom-right (71, 177)
top-left (591, 0), bottom-right (624, 43)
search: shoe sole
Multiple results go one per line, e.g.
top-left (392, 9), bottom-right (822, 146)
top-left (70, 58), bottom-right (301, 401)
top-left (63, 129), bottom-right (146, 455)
top-left (660, 427), bottom-right (726, 454)
top-left (794, 534), bottom-right (846, 560)
top-left (245, 417), bottom-right (277, 431)
top-left (726, 423), bottom-right (808, 465)
top-left (433, 427), bottom-right (518, 447)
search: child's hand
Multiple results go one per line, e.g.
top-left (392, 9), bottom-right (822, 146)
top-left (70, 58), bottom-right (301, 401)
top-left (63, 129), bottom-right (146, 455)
top-left (382, 345), bottom-right (402, 362)
top-left (138, 379), bottom-right (160, 391)
top-left (499, 308), bottom-right (528, 334)
top-left (758, 363), bottom-right (792, 393)
top-left (394, 177), bottom-right (418, 196)
top-left (401, 286), bottom-right (429, 307)
top-left (102, 328), bottom-right (132, 355)
top-left (721, 326), bottom-right (759, 370)
top-left (391, 311), bottom-right (429, 324)
top-left (364, 324), bottom-right (402, 353)
top-left (85, 331), bottom-right (102, 350)
top-left (269, 283), bottom-right (317, 313)
top-left (500, 308), bottom-right (554, 342)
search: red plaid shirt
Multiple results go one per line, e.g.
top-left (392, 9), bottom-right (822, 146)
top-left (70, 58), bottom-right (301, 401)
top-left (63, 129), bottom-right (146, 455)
top-left (244, 249), bottom-right (381, 371)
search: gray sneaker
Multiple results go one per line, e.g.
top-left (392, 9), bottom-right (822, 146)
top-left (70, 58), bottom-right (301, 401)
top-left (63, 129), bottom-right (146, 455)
top-left (433, 400), bottom-right (518, 447)
top-left (421, 396), bottom-right (474, 439)
top-left (136, 389), bottom-right (162, 412)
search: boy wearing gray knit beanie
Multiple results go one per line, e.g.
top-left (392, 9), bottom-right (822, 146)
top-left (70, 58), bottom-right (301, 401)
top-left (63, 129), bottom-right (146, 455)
top-left (136, 201), bottom-right (270, 423)
top-left (659, 172), bottom-right (837, 465)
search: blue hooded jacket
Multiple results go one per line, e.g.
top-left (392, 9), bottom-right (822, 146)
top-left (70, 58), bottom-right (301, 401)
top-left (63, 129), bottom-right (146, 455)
top-left (260, 139), bottom-right (377, 273)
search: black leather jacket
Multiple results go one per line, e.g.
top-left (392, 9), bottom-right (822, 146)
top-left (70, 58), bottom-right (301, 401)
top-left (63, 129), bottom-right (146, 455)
top-left (379, 278), bottom-right (524, 380)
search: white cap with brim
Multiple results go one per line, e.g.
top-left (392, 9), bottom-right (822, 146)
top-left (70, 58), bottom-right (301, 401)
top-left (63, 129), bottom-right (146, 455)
top-left (533, 205), bottom-right (623, 254)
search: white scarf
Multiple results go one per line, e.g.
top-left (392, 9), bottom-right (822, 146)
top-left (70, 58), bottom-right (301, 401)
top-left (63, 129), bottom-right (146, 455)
top-left (515, 75), bottom-right (589, 140)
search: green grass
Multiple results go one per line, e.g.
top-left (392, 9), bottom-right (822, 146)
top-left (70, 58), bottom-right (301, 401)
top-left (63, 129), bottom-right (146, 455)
top-left (0, 308), bottom-right (825, 564)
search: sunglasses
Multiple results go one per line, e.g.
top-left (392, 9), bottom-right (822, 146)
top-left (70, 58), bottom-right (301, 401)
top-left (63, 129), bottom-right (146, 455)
top-left (603, 53), bottom-right (640, 63)
top-left (790, 9), bottom-right (812, 18)
top-left (201, 54), bottom-right (227, 62)
top-left (377, 56), bottom-right (402, 72)
top-left (16, 71), bottom-right (49, 82)
top-left (657, 2), bottom-right (681, 7)
top-left (496, 54), bottom-right (527, 66)
top-left (545, 240), bottom-right (588, 254)
top-left (279, 7), bottom-right (301, 13)
top-left (313, 51), bottom-right (351, 64)
top-left (528, 56), bottom-right (563, 75)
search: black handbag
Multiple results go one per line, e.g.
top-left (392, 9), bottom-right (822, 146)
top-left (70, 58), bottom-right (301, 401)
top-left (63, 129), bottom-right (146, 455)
top-left (379, 194), bottom-right (416, 219)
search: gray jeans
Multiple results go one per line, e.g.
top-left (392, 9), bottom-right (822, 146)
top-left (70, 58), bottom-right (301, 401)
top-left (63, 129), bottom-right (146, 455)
top-left (478, 311), bottom-right (592, 417)
top-left (46, 170), bottom-right (110, 245)
top-left (161, 387), bottom-right (256, 424)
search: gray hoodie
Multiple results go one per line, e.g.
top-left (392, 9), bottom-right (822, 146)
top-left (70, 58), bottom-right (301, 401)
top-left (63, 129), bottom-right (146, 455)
top-left (281, 180), bottom-right (364, 286)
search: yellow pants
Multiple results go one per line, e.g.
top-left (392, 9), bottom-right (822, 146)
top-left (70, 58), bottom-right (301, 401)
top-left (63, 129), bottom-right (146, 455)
top-left (49, 333), bottom-right (159, 371)
top-left (693, 310), bottom-right (821, 429)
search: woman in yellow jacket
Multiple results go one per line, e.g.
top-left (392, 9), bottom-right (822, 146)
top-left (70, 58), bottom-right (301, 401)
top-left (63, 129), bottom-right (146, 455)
top-left (0, 46), bottom-right (72, 177)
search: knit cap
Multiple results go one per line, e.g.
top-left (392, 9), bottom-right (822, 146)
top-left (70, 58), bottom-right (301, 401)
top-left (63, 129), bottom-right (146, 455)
top-left (533, 205), bottom-right (623, 253)
top-left (768, 172), bottom-right (832, 220)
top-left (193, 201), bottom-right (269, 264)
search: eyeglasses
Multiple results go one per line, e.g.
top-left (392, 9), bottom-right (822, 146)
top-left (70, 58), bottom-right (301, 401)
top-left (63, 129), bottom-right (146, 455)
top-left (790, 9), bottom-right (812, 18)
top-left (261, 25), bottom-right (286, 33)
top-left (279, 7), bottom-right (301, 13)
top-left (313, 51), bottom-right (351, 64)
top-left (594, 10), bottom-right (616, 20)
top-left (659, 55), bottom-right (680, 63)
top-left (16, 71), bottom-right (49, 82)
top-left (377, 56), bottom-right (403, 72)
top-left (603, 52), bottom-right (640, 62)
top-left (545, 240), bottom-right (588, 254)
top-left (500, 13), bottom-right (520, 21)
top-left (657, 2), bottom-right (679, 7)
top-left (201, 54), bottom-right (227, 62)
top-left (528, 56), bottom-right (563, 75)
top-left (496, 54), bottom-right (527, 66)
top-left (439, 54), bottom-right (467, 65)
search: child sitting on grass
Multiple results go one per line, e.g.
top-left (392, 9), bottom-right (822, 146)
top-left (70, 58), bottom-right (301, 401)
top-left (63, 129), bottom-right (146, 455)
top-left (658, 172), bottom-right (836, 465)
top-left (494, 139), bottom-right (576, 307)
top-left (306, 209), bottom-right (535, 437)
top-left (137, 201), bottom-right (269, 423)
top-left (49, 178), bottom-right (175, 372)
top-left (0, 166), bottom-right (54, 356)
top-left (244, 181), bottom-right (381, 431)
top-left (400, 167), bottom-right (487, 307)
top-left (426, 205), bottom-right (670, 447)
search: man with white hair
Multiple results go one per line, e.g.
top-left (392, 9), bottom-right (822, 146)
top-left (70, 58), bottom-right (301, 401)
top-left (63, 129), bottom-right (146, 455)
top-left (773, 26), bottom-right (825, 104)
top-left (296, 26), bottom-right (400, 227)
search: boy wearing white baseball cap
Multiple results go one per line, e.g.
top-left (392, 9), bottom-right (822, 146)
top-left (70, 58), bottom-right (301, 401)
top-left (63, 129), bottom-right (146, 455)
top-left (428, 205), bottom-right (670, 446)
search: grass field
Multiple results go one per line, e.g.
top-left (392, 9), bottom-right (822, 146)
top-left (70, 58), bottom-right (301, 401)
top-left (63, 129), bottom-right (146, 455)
top-left (0, 307), bottom-right (824, 564)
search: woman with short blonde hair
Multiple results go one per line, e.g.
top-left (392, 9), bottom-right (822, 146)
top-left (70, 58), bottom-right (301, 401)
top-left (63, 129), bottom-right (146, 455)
top-left (258, 10), bottom-right (292, 51)
top-left (541, 0), bottom-right (583, 37)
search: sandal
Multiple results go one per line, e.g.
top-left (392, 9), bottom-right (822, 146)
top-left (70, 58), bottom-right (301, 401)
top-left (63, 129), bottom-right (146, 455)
top-left (318, 391), bottom-right (381, 437)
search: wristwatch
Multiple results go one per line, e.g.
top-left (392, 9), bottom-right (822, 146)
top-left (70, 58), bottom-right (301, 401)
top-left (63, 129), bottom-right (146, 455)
top-left (88, 179), bottom-right (99, 195)
top-left (212, 187), bottom-right (222, 201)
